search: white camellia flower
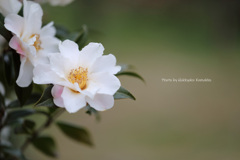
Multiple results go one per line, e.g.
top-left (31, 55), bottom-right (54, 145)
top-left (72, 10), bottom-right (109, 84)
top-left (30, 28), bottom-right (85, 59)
top-left (33, 40), bottom-right (121, 113)
top-left (0, 0), bottom-right (22, 17)
top-left (4, 0), bottom-right (60, 87)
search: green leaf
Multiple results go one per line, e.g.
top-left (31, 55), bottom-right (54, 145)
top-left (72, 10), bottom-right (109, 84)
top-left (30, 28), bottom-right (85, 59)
top-left (0, 13), bottom-right (12, 41)
top-left (114, 86), bottom-right (136, 100)
top-left (15, 82), bottom-right (33, 106)
top-left (35, 85), bottom-right (56, 107)
top-left (55, 24), bottom-right (70, 40)
top-left (8, 93), bottom-right (41, 108)
top-left (14, 119), bottom-right (35, 134)
top-left (56, 121), bottom-right (93, 146)
top-left (12, 48), bottom-right (20, 78)
top-left (32, 136), bottom-right (58, 158)
top-left (75, 24), bottom-right (88, 49)
top-left (3, 52), bottom-right (15, 86)
top-left (35, 98), bottom-right (55, 107)
top-left (116, 71), bottom-right (145, 83)
top-left (6, 109), bottom-right (36, 123)
top-left (85, 105), bottom-right (100, 121)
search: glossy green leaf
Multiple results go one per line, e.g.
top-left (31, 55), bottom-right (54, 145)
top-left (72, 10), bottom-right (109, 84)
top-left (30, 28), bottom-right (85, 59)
top-left (35, 98), bottom-right (55, 107)
top-left (3, 52), bottom-right (15, 86)
top-left (56, 121), bottom-right (93, 146)
top-left (114, 86), bottom-right (136, 100)
top-left (32, 136), bottom-right (58, 157)
top-left (6, 109), bottom-right (36, 123)
top-left (116, 71), bottom-right (145, 83)
top-left (0, 13), bottom-right (12, 41)
top-left (15, 82), bottom-right (33, 106)
top-left (35, 85), bottom-right (55, 107)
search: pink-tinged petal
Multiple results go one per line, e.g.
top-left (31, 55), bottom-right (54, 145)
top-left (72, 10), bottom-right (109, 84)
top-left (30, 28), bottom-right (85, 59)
top-left (78, 43), bottom-right (104, 67)
top-left (52, 85), bottom-right (64, 107)
top-left (4, 14), bottom-right (24, 36)
top-left (61, 87), bottom-right (87, 113)
top-left (89, 72), bottom-right (121, 95)
top-left (89, 54), bottom-right (121, 74)
top-left (9, 36), bottom-right (25, 56)
top-left (23, 0), bottom-right (43, 33)
top-left (86, 94), bottom-right (114, 111)
top-left (16, 57), bottom-right (34, 87)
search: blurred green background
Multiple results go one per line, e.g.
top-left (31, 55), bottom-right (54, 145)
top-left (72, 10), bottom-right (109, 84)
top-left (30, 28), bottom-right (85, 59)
top-left (27, 0), bottom-right (240, 159)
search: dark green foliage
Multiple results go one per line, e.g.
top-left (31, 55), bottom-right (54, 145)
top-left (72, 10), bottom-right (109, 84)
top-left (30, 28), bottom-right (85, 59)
top-left (35, 85), bottom-right (56, 108)
top-left (6, 109), bottom-right (36, 124)
top-left (114, 86), bottom-right (136, 100)
top-left (3, 52), bottom-right (15, 86)
top-left (32, 136), bottom-right (58, 157)
top-left (116, 71), bottom-right (145, 83)
top-left (56, 121), bottom-right (93, 146)
top-left (85, 105), bottom-right (100, 121)
top-left (14, 83), bottom-right (33, 106)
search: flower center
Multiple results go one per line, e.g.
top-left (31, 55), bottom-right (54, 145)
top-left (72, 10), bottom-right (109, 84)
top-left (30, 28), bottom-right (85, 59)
top-left (68, 67), bottom-right (88, 90)
top-left (30, 34), bottom-right (42, 51)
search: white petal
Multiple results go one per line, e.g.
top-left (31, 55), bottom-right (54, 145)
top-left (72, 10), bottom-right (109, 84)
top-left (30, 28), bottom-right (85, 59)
top-left (89, 54), bottom-right (121, 74)
top-left (23, 0), bottom-right (43, 34)
top-left (33, 64), bottom-right (63, 84)
top-left (0, 0), bottom-right (22, 16)
top-left (58, 40), bottom-right (80, 67)
top-left (4, 14), bottom-right (24, 36)
top-left (16, 57), bottom-right (34, 87)
top-left (89, 72), bottom-right (121, 95)
top-left (52, 85), bottom-right (64, 107)
top-left (40, 36), bottom-right (60, 53)
top-left (87, 94), bottom-right (114, 111)
top-left (62, 87), bottom-right (86, 113)
top-left (40, 22), bottom-right (56, 37)
top-left (49, 53), bottom-right (70, 78)
top-left (78, 43), bottom-right (104, 67)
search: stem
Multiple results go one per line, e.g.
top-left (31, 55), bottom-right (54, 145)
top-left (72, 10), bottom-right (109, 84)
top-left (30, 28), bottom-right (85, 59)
top-left (21, 108), bottom-right (65, 152)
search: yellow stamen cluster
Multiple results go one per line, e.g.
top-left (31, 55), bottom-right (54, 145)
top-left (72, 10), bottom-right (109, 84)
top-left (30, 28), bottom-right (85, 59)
top-left (68, 67), bottom-right (88, 90)
top-left (30, 34), bottom-right (42, 51)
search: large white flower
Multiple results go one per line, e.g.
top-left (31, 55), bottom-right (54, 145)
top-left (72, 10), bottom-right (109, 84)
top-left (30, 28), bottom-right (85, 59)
top-left (0, 0), bottom-right (22, 17)
top-left (33, 40), bottom-right (121, 113)
top-left (4, 0), bottom-right (60, 87)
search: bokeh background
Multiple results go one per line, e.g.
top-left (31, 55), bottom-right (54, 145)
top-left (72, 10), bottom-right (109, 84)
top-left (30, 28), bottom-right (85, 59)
top-left (27, 0), bottom-right (240, 159)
